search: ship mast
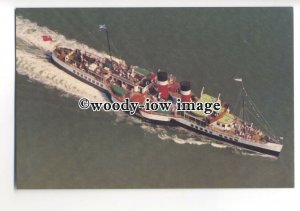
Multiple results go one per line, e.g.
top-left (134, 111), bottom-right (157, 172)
top-left (105, 28), bottom-right (113, 66)
top-left (234, 78), bottom-right (246, 123)
top-left (99, 24), bottom-right (113, 67)
top-left (242, 93), bottom-right (245, 123)
top-left (234, 77), bottom-right (276, 137)
top-left (242, 81), bottom-right (246, 123)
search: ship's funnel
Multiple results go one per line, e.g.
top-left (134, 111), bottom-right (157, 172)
top-left (180, 81), bottom-right (191, 102)
top-left (157, 71), bottom-right (169, 100)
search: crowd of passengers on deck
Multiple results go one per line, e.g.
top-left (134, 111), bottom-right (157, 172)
top-left (58, 48), bottom-right (143, 83)
top-left (233, 122), bottom-right (263, 141)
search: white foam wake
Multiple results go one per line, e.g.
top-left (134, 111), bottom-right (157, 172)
top-left (17, 49), bottom-right (107, 101)
top-left (16, 17), bottom-right (110, 102)
top-left (211, 142), bottom-right (228, 149)
top-left (156, 126), bottom-right (209, 146)
top-left (16, 16), bottom-right (123, 63)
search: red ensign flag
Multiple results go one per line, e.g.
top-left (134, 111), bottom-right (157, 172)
top-left (42, 35), bottom-right (53, 41)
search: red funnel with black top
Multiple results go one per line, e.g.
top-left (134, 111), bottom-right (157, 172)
top-left (180, 81), bottom-right (191, 102)
top-left (157, 71), bottom-right (169, 100)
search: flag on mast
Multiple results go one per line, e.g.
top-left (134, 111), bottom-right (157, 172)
top-left (41, 35), bottom-right (53, 41)
top-left (234, 78), bottom-right (243, 82)
top-left (99, 24), bottom-right (107, 31)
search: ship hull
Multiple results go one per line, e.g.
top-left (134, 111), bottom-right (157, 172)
top-left (50, 52), bottom-right (113, 101)
top-left (173, 118), bottom-right (282, 156)
top-left (139, 110), bottom-right (281, 156)
top-left (50, 50), bottom-right (282, 157)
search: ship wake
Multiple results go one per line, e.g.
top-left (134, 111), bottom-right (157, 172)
top-left (16, 16), bottom-right (108, 102)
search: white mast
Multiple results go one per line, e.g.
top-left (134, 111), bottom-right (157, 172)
top-left (200, 86), bottom-right (205, 98)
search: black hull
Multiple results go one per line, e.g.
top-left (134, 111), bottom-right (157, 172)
top-left (174, 120), bottom-right (280, 157)
top-left (50, 55), bottom-right (112, 100)
top-left (51, 53), bottom-right (280, 157)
